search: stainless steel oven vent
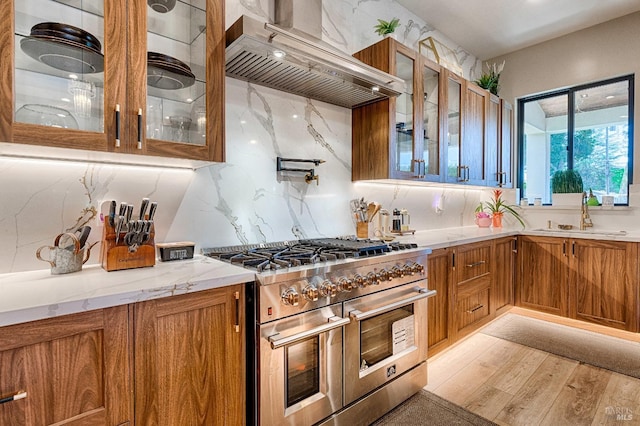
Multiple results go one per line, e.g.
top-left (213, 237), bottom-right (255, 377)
top-left (225, 15), bottom-right (404, 109)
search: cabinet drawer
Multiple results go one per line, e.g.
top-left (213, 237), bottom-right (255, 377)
top-left (456, 245), bottom-right (490, 282)
top-left (457, 286), bottom-right (490, 332)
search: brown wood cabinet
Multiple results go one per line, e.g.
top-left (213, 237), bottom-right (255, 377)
top-left (492, 236), bottom-right (516, 314)
top-left (453, 241), bottom-right (492, 337)
top-left (134, 285), bottom-right (246, 425)
top-left (0, 284), bottom-right (246, 425)
top-left (427, 247), bottom-right (451, 353)
top-left (460, 82), bottom-right (488, 185)
top-left (517, 235), bottom-right (568, 316)
top-left (0, 306), bottom-right (130, 425)
top-left (485, 96), bottom-right (513, 188)
top-left (0, 0), bottom-right (224, 162)
top-left (352, 37), bottom-right (443, 181)
top-left (517, 236), bottom-right (639, 332)
top-left (570, 239), bottom-right (638, 331)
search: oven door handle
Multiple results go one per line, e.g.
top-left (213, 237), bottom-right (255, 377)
top-left (349, 289), bottom-right (437, 322)
top-left (268, 316), bottom-right (351, 349)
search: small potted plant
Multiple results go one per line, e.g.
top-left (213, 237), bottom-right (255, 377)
top-left (476, 189), bottom-right (525, 228)
top-left (374, 18), bottom-right (400, 39)
top-left (475, 61), bottom-right (505, 96)
top-left (474, 211), bottom-right (492, 228)
top-left (551, 169), bottom-right (584, 206)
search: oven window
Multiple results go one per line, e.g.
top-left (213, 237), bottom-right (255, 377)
top-left (360, 305), bottom-right (414, 369)
top-left (285, 336), bottom-right (320, 407)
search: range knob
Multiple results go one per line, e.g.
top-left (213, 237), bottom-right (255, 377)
top-left (319, 280), bottom-right (338, 297)
top-left (367, 271), bottom-right (381, 285)
top-left (402, 263), bottom-right (414, 276)
top-left (379, 268), bottom-right (392, 281)
top-left (282, 287), bottom-right (299, 306)
top-left (353, 273), bottom-right (367, 288)
top-left (391, 266), bottom-right (404, 278)
top-left (338, 277), bottom-right (355, 292)
top-left (411, 262), bottom-right (425, 274)
top-left (302, 285), bottom-right (319, 301)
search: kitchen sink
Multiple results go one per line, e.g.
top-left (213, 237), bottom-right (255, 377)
top-left (531, 228), bottom-right (628, 237)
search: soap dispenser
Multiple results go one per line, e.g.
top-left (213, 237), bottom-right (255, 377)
top-left (587, 189), bottom-right (599, 206)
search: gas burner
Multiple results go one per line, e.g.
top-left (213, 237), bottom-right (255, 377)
top-left (202, 237), bottom-right (416, 271)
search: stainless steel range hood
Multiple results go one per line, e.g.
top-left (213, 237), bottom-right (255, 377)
top-left (225, 6), bottom-right (404, 109)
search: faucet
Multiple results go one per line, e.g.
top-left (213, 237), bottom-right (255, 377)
top-left (580, 191), bottom-right (593, 230)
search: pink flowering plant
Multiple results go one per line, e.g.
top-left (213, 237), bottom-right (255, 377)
top-left (475, 189), bottom-right (525, 228)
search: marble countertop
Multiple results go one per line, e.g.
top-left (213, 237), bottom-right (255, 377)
top-left (0, 256), bottom-right (254, 327)
top-left (3, 225), bottom-right (640, 328)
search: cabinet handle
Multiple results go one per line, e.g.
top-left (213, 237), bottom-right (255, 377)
top-left (452, 252), bottom-right (456, 269)
top-left (562, 240), bottom-right (567, 256)
top-left (466, 260), bottom-right (486, 268)
top-left (572, 241), bottom-right (576, 257)
top-left (512, 238), bottom-right (517, 253)
top-left (0, 391), bottom-right (27, 405)
top-left (466, 166), bottom-right (470, 182)
top-left (466, 304), bottom-right (484, 314)
top-left (234, 291), bottom-right (240, 333)
top-left (115, 104), bottom-right (121, 148)
top-left (413, 159), bottom-right (425, 179)
top-left (137, 108), bottom-right (143, 150)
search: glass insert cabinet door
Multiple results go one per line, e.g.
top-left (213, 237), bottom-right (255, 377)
top-left (13, 0), bottom-right (106, 135)
top-left (146, 0), bottom-right (206, 146)
top-left (422, 62), bottom-right (440, 179)
top-left (394, 50), bottom-right (415, 175)
top-left (446, 72), bottom-right (462, 183)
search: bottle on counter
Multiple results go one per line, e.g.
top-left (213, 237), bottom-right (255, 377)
top-left (400, 209), bottom-right (410, 231)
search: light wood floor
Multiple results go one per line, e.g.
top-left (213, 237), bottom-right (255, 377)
top-left (426, 311), bottom-right (640, 425)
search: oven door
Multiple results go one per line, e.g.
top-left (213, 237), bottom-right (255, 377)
top-left (258, 304), bottom-right (349, 426)
top-left (343, 281), bottom-right (435, 405)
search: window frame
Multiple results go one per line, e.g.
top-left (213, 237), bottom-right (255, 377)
top-left (517, 74), bottom-right (635, 206)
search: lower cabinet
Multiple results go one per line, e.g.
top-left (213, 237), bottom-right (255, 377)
top-left (427, 248), bottom-right (451, 353)
top-left (492, 237), bottom-right (516, 314)
top-left (0, 306), bottom-right (130, 425)
top-left (453, 241), bottom-right (492, 338)
top-left (0, 284), bottom-right (246, 426)
top-left (517, 236), bottom-right (639, 332)
top-left (134, 285), bottom-right (246, 425)
top-left (427, 238), bottom-right (513, 356)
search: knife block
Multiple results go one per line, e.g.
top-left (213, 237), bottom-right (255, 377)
top-left (100, 219), bottom-right (156, 272)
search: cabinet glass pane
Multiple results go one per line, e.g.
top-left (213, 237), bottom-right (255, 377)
top-left (423, 66), bottom-right (439, 175)
top-left (395, 52), bottom-right (414, 173)
top-left (147, 0), bottom-right (206, 145)
top-left (447, 78), bottom-right (461, 180)
top-left (14, 0), bottom-right (105, 132)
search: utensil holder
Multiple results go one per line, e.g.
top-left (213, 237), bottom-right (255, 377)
top-left (100, 219), bottom-right (156, 272)
top-left (356, 222), bottom-right (369, 238)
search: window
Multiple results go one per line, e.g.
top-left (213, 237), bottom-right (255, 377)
top-left (518, 75), bottom-right (634, 205)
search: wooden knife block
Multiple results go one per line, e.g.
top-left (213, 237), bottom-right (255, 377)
top-left (100, 219), bottom-right (156, 272)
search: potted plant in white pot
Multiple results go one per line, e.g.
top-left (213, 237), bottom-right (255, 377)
top-left (551, 169), bottom-right (584, 206)
top-left (374, 18), bottom-right (400, 39)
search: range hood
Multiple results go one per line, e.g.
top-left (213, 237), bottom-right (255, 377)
top-left (225, 2), bottom-right (404, 109)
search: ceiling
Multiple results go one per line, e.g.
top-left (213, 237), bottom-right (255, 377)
top-left (396, 0), bottom-right (640, 60)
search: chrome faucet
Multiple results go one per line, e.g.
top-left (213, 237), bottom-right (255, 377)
top-left (580, 191), bottom-right (593, 230)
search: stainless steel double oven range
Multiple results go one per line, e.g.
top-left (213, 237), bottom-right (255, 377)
top-left (204, 238), bottom-right (434, 425)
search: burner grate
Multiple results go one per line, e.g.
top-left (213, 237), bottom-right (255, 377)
top-left (202, 237), bottom-right (409, 271)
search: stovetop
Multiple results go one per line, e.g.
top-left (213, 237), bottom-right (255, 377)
top-left (202, 237), bottom-right (418, 272)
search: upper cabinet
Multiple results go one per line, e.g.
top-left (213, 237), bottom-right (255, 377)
top-left (0, 0), bottom-right (224, 163)
top-left (352, 38), bottom-right (442, 181)
top-left (352, 39), bottom-right (513, 188)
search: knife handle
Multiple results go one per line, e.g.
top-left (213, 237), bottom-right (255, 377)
top-left (108, 200), bottom-right (116, 227)
top-left (139, 198), bottom-right (149, 220)
top-left (148, 202), bottom-right (158, 221)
